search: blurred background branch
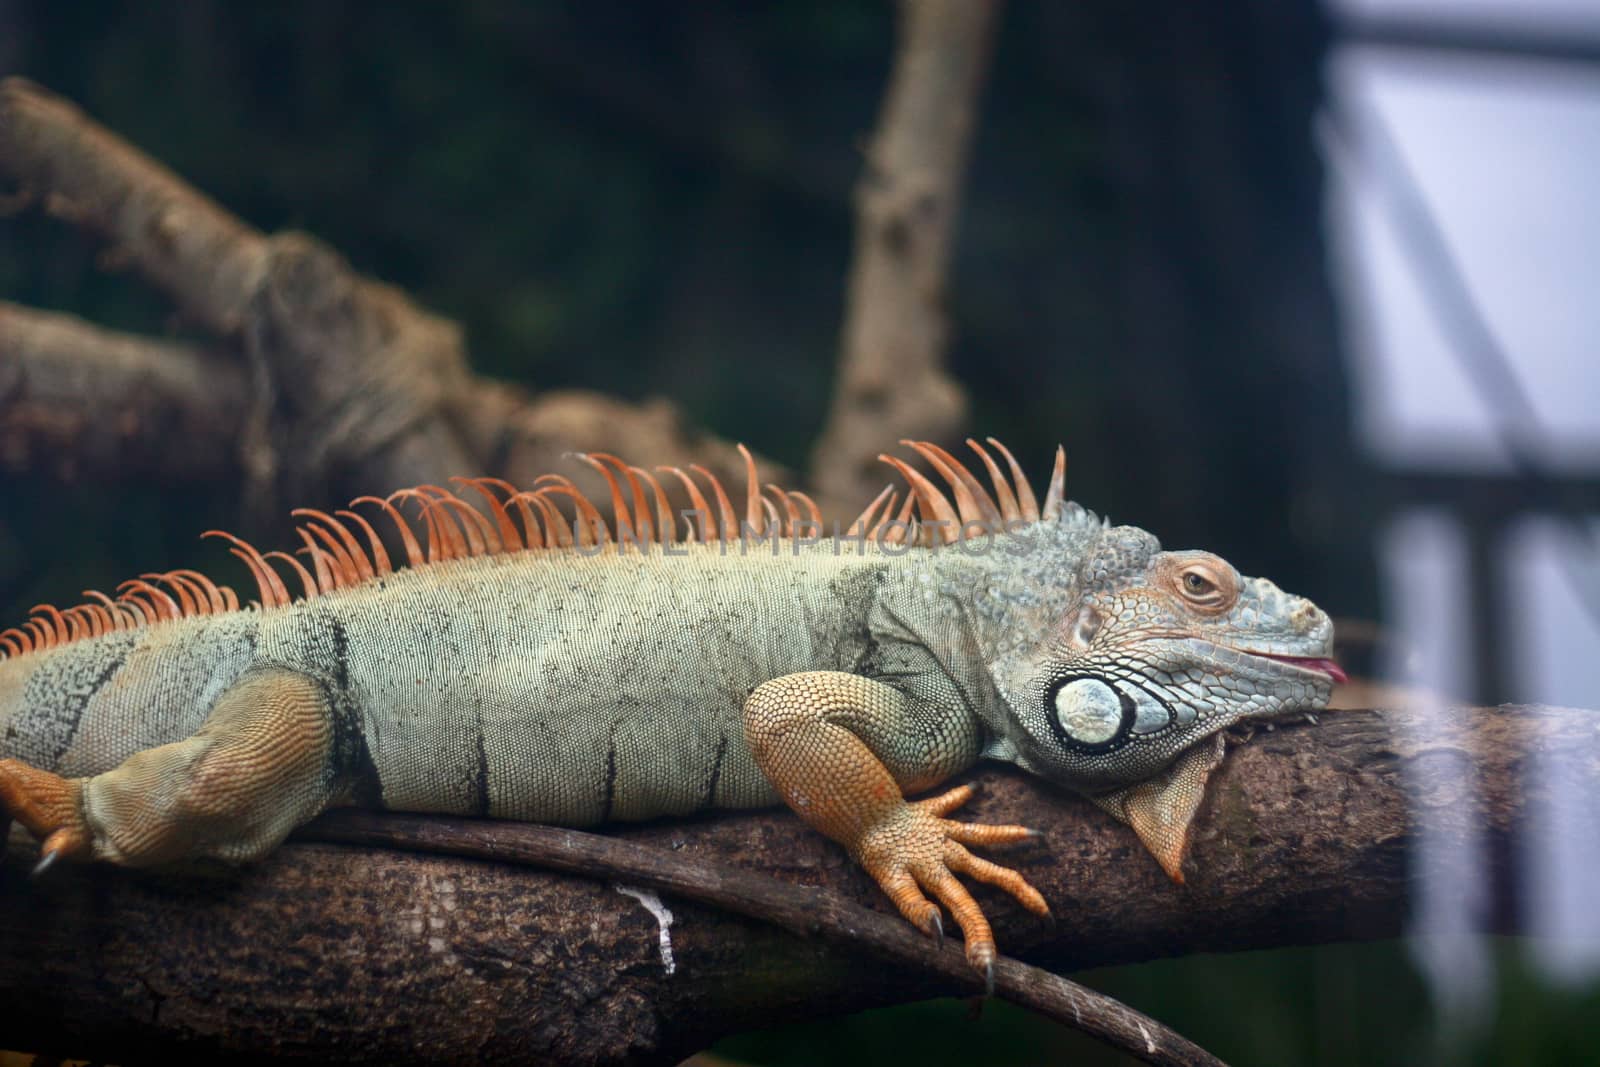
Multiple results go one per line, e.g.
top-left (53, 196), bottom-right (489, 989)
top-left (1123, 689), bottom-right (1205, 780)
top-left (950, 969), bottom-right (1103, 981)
top-left (0, 76), bottom-right (767, 533)
top-left (0, 300), bottom-right (243, 480)
top-left (809, 0), bottom-right (998, 516)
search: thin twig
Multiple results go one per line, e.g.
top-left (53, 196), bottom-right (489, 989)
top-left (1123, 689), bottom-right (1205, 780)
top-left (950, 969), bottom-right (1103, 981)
top-left (301, 809), bottom-right (1226, 1067)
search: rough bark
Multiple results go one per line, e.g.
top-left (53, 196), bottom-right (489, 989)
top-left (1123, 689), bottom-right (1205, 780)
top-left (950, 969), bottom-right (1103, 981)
top-left (304, 814), bottom-right (1222, 1067)
top-left (1, 703), bottom-right (1590, 1064)
top-left (809, 0), bottom-right (999, 516)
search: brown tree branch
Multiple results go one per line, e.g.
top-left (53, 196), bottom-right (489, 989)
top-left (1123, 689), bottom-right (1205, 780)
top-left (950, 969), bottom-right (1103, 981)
top-left (0, 298), bottom-right (766, 498)
top-left (0, 301), bottom-right (244, 479)
top-left (810, 0), bottom-right (1000, 515)
top-left (0, 79), bottom-right (267, 336)
top-left (305, 813), bottom-right (1224, 1067)
top-left (1, 703), bottom-right (1589, 1064)
top-left (0, 78), bottom-right (769, 510)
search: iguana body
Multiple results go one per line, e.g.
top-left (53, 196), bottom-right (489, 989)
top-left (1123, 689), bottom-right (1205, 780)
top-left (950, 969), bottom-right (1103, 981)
top-left (0, 441), bottom-right (1343, 975)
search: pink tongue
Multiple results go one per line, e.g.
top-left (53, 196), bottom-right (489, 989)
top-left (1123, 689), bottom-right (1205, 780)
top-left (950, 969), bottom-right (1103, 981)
top-left (1278, 657), bottom-right (1348, 684)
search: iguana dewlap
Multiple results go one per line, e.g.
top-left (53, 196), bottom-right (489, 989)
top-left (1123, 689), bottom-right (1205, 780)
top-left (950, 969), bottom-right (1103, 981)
top-left (0, 440), bottom-right (1342, 977)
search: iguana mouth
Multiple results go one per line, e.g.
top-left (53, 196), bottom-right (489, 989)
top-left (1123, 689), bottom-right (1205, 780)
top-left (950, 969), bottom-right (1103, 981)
top-left (1248, 653), bottom-right (1348, 684)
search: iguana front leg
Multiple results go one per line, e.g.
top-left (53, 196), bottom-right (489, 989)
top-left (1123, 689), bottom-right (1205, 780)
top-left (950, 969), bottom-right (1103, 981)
top-left (743, 671), bottom-right (1049, 979)
top-left (1, 667), bottom-right (340, 869)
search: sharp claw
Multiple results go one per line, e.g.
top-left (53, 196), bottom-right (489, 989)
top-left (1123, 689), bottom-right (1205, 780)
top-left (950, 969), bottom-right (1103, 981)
top-left (932, 910), bottom-right (944, 949)
top-left (985, 957), bottom-right (995, 998)
top-left (31, 848), bottom-right (59, 880)
top-left (1306, 712), bottom-right (1319, 725)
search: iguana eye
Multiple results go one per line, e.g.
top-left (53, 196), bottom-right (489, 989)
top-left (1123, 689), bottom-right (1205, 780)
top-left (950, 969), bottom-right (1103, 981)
top-left (1169, 558), bottom-right (1237, 614)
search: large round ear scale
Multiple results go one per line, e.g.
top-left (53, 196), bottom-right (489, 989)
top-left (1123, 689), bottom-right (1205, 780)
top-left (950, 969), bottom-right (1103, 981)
top-left (1046, 675), bottom-right (1133, 753)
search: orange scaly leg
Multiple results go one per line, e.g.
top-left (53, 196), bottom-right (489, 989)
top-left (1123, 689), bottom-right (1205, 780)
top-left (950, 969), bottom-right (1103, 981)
top-left (743, 671), bottom-right (1049, 987)
top-left (4, 667), bottom-right (341, 870)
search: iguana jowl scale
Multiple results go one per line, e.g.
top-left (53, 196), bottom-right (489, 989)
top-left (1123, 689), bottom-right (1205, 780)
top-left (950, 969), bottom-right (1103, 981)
top-left (0, 440), bottom-right (1343, 975)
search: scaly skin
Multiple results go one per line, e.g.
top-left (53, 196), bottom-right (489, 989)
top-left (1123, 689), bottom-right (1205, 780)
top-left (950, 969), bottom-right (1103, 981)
top-left (0, 444), bottom-right (1341, 976)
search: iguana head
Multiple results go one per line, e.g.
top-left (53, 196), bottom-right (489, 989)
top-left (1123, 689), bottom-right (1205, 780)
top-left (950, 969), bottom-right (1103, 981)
top-left (967, 512), bottom-right (1342, 881)
top-left (871, 440), bottom-right (1344, 879)
top-left (981, 516), bottom-right (1343, 790)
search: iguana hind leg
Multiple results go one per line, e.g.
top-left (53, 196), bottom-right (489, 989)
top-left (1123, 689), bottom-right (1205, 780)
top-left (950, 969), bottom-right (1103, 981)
top-left (1, 666), bottom-right (341, 869)
top-left (743, 670), bottom-right (1050, 980)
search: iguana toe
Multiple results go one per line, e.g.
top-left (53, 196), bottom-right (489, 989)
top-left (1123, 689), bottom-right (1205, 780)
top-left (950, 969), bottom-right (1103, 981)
top-left (0, 758), bottom-right (88, 867)
top-left (853, 792), bottom-right (1048, 984)
top-left (34, 826), bottom-right (90, 877)
top-left (915, 784), bottom-right (1040, 848)
top-left (943, 840), bottom-right (1051, 917)
top-left (31, 845), bottom-right (61, 878)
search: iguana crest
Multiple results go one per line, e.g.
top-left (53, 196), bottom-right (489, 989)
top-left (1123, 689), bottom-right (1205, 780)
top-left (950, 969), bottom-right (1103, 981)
top-left (0, 438), bottom-right (1065, 661)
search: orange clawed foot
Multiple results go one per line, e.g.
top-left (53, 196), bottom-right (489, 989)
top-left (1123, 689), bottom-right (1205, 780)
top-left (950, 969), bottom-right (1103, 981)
top-left (852, 783), bottom-right (1049, 993)
top-left (0, 758), bottom-right (89, 876)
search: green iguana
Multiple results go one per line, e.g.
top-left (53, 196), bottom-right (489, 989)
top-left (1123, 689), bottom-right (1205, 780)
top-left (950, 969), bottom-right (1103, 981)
top-left (0, 439), bottom-right (1343, 979)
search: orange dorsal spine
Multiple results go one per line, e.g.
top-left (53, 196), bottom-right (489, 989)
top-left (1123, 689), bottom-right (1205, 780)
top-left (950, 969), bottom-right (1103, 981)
top-left (0, 440), bottom-right (1053, 661)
